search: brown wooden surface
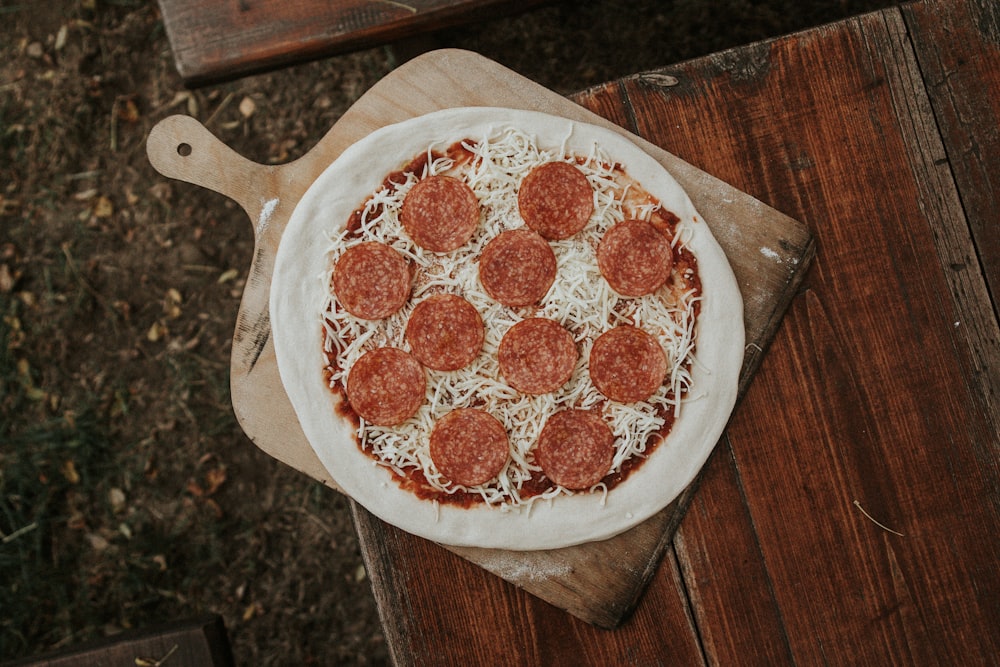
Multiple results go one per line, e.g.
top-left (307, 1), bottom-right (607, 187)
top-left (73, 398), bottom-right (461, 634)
top-left (903, 0), bottom-right (1000, 415)
top-left (156, 0), bottom-right (548, 85)
top-left (356, 0), bottom-right (1000, 664)
top-left (147, 48), bottom-right (810, 629)
top-left (2, 615), bottom-right (233, 667)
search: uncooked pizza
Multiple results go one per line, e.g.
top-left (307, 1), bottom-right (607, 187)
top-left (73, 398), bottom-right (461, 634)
top-left (271, 107), bottom-right (744, 550)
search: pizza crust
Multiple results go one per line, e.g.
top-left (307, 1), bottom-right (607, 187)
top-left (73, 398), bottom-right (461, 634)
top-left (271, 107), bottom-right (744, 550)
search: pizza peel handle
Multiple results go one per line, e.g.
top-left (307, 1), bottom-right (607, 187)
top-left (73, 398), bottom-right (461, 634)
top-left (147, 114), bottom-right (342, 489)
top-left (146, 114), bottom-right (281, 227)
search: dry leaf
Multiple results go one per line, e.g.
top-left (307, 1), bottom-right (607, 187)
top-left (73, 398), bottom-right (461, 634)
top-left (238, 96), bottom-right (256, 118)
top-left (26, 386), bottom-right (47, 402)
top-left (164, 288), bottom-right (182, 319)
top-left (217, 268), bottom-right (239, 284)
top-left (144, 455), bottom-right (158, 480)
top-left (62, 460), bottom-right (80, 484)
top-left (108, 487), bottom-right (126, 512)
top-left (0, 195), bottom-right (21, 215)
top-left (86, 533), bottom-right (109, 552)
top-left (93, 195), bottom-right (113, 218)
top-left (242, 602), bottom-right (263, 621)
top-left (117, 98), bottom-right (140, 123)
top-left (0, 264), bottom-right (16, 292)
top-left (147, 181), bottom-right (172, 203)
top-left (165, 90), bottom-right (191, 111)
top-left (4, 320), bottom-right (24, 348)
top-left (204, 466), bottom-right (227, 495)
top-left (146, 321), bottom-right (167, 342)
top-left (124, 186), bottom-right (139, 206)
top-left (55, 25), bottom-right (68, 51)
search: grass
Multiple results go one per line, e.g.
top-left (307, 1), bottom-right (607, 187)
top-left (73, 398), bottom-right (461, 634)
top-left (0, 297), bottom-right (245, 653)
top-left (0, 308), bottom-right (114, 651)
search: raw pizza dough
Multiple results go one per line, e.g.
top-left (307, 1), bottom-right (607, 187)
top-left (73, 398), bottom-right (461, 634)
top-left (271, 107), bottom-right (744, 550)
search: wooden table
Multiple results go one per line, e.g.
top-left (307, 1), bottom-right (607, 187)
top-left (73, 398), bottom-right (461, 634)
top-left (156, 0), bottom-right (548, 85)
top-left (353, 0), bottom-right (1000, 663)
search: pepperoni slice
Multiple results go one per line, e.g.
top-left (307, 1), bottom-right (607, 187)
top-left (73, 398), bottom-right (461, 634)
top-left (332, 242), bottom-right (411, 320)
top-left (478, 229), bottom-right (557, 307)
top-left (589, 325), bottom-right (667, 403)
top-left (400, 175), bottom-right (480, 253)
top-left (535, 409), bottom-right (614, 490)
top-left (517, 161), bottom-right (594, 240)
top-left (498, 318), bottom-right (577, 394)
top-left (345, 347), bottom-right (425, 426)
top-left (429, 408), bottom-right (510, 487)
top-left (405, 294), bottom-right (484, 371)
top-left (597, 219), bottom-right (673, 297)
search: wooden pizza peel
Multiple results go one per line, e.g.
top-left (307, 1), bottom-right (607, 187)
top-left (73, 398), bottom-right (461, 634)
top-left (147, 48), bottom-right (814, 628)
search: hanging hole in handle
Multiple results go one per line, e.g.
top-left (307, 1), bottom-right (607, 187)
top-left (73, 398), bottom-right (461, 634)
top-left (177, 142), bottom-right (192, 157)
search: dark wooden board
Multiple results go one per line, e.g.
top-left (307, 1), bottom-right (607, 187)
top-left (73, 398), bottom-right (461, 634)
top-left (156, 0), bottom-right (549, 85)
top-left (903, 0), bottom-right (1000, 417)
top-left (363, 3), bottom-right (1000, 663)
top-left (2, 616), bottom-right (232, 667)
top-left (355, 506), bottom-right (707, 667)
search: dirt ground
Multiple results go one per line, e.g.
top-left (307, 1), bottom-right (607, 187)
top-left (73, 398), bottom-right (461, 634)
top-left (1, 0), bottom-right (893, 664)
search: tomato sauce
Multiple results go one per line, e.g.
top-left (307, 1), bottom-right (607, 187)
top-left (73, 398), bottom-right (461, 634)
top-left (323, 138), bottom-right (701, 510)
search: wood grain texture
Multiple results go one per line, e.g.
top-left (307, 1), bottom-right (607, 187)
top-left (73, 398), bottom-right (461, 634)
top-left (902, 0), bottom-right (1000, 429)
top-left (593, 4), bottom-right (999, 664)
top-left (352, 502), bottom-right (706, 667)
top-left (673, 438), bottom-right (793, 665)
top-left (3, 615), bottom-right (233, 667)
top-left (156, 0), bottom-right (548, 85)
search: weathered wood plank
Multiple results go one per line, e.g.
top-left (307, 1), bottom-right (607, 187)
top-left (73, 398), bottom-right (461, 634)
top-left (867, 0), bottom-right (1000, 440)
top-left (156, 0), bottom-right (548, 85)
top-left (352, 503), bottom-right (706, 667)
top-left (902, 0), bottom-right (1000, 429)
top-left (607, 6), bottom-right (1000, 663)
top-left (673, 437), bottom-right (793, 665)
top-left (4, 616), bottom-right (233, 667)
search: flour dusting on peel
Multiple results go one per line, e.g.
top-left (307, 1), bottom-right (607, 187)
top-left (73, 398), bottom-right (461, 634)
top-left (258, 197), bottom-right (279, 237)
top-left (474, 551), bottom-right (575, 582)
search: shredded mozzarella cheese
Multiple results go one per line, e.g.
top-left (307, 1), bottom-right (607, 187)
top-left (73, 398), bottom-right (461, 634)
top-left (321, 128), bottom-right (699, 508)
